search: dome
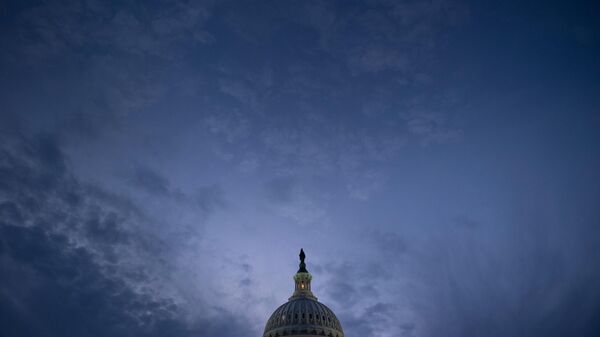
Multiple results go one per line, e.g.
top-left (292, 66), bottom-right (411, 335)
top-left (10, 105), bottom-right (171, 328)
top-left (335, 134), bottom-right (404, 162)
top-left (263, 249), bottom-right (344, 337)
top-left (263, 298), bottom-right (344, 337)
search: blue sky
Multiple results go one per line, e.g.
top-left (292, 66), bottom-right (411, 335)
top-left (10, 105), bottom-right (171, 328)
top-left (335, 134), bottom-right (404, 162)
top-left (1, 1), bottom-right (599, 336)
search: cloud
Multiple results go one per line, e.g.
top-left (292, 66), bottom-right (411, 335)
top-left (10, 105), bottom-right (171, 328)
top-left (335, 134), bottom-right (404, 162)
top-left (2, 0), bottom-right (214, 142)
top-left (204, 110), bottom-right (252, 144)
top-left (312, 210), bottom-right (600, 337)
top-left (4, 2), bottom-right (598, 337)
top-left (3, 0), bottom-right (458, 204)
top-left (125, 165), bottom-right (227, 220)
top-left (294, 0), bottom-right (468, 75)
top-left (17, 0), bottom-right (213, 61)
top-left (194, 184), bottom-right (227, 214)
top-left (403, 111), bottom-right (463, 145)
top-left (348, 46), bottom-right (409, 73)
top-left (129, 166), bottom-right (171, 196)
top-left (264, 176), bottom-right (297, 203)
top-left (219, 78), bottom-right (259, 109)
top-left (207, 0), bottom-right (465, 164)
top-left (320, 258), bottom-right (409, 337)
top-left (0, 134), bottom-right (251, 337)
top-left (0, 223), bottom-right (181, 337)
top-left (367, 230), bottom-right (408, 258)
top-left (358, 211), bottom-right (600, 337)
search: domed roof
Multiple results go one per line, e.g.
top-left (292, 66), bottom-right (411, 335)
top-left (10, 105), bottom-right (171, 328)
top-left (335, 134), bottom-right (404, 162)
top-left (263, 298), bottom-right (344, 337)
top-left (263, 249), bottom-right (344, 337)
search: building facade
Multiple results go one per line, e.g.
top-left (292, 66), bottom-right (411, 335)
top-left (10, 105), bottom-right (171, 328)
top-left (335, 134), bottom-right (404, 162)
top-left (263, 249), bottom-right (345, 337)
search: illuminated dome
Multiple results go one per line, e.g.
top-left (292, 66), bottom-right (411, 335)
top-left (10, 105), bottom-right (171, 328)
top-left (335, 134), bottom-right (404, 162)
top-left (263, 249), bottom-right (344, 337)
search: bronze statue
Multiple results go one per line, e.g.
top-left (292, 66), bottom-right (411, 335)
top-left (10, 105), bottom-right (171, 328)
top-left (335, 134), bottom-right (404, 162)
top-left (298, 248), bottom-right (308, 273)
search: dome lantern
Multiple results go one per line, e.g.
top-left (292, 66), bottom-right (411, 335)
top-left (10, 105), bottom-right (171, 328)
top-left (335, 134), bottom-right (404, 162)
top-left (290, 248), bottom-right (317, 301)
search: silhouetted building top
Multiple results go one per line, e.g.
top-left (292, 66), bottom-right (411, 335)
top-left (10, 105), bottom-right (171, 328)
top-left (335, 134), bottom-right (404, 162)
top-left (263, 249), bottom-right (344, 337)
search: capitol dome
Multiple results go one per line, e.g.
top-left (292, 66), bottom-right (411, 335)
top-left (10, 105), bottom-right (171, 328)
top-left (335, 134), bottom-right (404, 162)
top-left (263, 249), bottom-right (344, 337)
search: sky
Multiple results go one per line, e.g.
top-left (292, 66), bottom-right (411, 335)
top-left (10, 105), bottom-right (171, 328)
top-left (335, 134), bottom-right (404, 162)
top-left (1, 0), bottom-right (599, 336)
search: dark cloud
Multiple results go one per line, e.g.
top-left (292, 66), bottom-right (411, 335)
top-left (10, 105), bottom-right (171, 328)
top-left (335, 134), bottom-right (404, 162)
top-left (0, 224), bottom-right (178, 337)
top-left (240, 278), bottom-right (252, 287)
top-left (339, 302), bottom-right (399, 337)
top-left (125, 165), bottom-right (227, 219)
top-left (367, 229), bottom-right (408, 257)
top-left (129, 166), bottom-right (171, 196)
top-left (195, 184), bottom-right (227, 214)
top-left (323, 261), bottom-right (389, 309)
top-left (0, 134), bottom-right (250, 337)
